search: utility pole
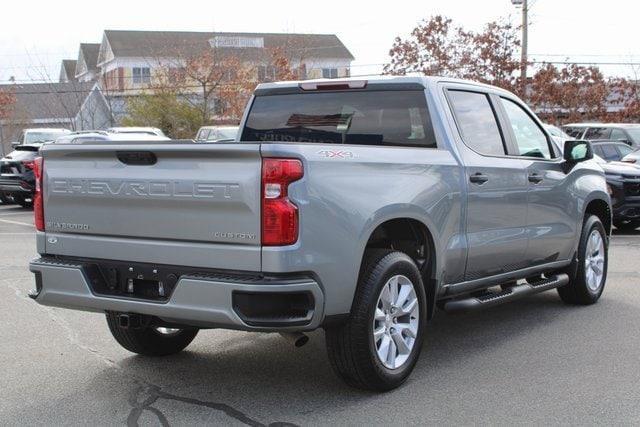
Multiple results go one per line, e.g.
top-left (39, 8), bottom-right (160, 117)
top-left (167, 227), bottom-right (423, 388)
top-left (512, 0), bottom-right (529, 95)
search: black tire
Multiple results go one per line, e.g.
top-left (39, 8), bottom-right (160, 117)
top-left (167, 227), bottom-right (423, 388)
top-left (106, 312), bottom-right (199, 356)
top-left (0, 192), bottom-right (12, 204)
top-left (325, 249), bottom-right (427, 391)
top-left (12, 195), bottom-right (33, 209)
top-left (557, 215), bottom-right (608, 305)
top-left (613, 219), bottom-right (640, 231)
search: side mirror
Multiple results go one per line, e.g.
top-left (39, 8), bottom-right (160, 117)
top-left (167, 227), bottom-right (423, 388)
top-left (10, 141), bottom-right (20, 148)
top-left (564, 140), bottom-right (593, 163)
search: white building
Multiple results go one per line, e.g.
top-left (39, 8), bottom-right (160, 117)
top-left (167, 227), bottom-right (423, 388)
top-left (59, 30), bottom-right (354, 124)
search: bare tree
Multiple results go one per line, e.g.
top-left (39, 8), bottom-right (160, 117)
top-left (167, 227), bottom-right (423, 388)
top-left (0, 86), bottom-right (17, 154)
top-left (25, 58), bottom-right (111, 131)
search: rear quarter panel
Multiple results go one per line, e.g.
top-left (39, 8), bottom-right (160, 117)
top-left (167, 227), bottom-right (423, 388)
top-left (260, 143), bottom-right (464, 316)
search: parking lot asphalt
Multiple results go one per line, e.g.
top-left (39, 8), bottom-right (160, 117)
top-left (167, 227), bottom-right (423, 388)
top-left (1, 203), bottom-right (640, 425)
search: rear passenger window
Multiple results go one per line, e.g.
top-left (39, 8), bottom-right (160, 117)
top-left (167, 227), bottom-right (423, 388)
top-left (501, 98), bottom-right (551, 159)
top-left (447, 90), bottom-right (505, 156)
top-left (242, 90), bottom-right (437, 148)
top-left (584, 127), bottom-right (611, 140)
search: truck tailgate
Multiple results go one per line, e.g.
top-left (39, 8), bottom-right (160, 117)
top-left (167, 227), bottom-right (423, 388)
top-left (40, 142), bottom-right (262, 270)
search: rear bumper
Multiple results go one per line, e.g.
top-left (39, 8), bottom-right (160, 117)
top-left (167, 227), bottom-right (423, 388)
top-left (29, 257), bottom-right (325, 331)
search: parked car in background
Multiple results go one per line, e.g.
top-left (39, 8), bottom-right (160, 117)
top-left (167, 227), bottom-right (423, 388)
top-left (544, 124), bottom-right (571, 147)
top-left (11, 128), bottom-right (70, 147)
top-left (593, 155), bottom-right (640, 231)
top-left (562, 123), bottom-right (640, 147)
top-left (194, 126), bottom-right (239, 142)
top-left (56, 131), bottom-right (170, 144)
top-left (0, 144), bottom-right (42, 207)
top-left (1, 128), bottom-right (70, 205)
top-left (591, 141), bottom-right (636, 162)
top-left (106, 127), bottom-right (166, 137)
top-left (544, 124), bottom-right (570, 140)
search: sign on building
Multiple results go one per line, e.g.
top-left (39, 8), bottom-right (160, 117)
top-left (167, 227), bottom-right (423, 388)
top-left (209, 36), bottom-right (265, 49)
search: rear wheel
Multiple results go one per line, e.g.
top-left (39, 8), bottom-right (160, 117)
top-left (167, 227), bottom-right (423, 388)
top-left (613, 219), bottom-right (640, 231)
top-left (325, 250), bottom-right (427, 391)
top-left (558, 215), bottom-right (607, 305)
top-left (106, 312), bottom-right (199, 356)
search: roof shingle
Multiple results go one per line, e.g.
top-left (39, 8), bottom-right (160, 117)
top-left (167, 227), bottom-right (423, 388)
top-left (0, 82), bottom-right (95, 121)
top-left (102, 30), bottom-right (354, 62)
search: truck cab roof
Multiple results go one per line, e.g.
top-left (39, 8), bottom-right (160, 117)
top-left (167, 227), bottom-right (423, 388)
top-left (255, 75), bottom-right (510, 95)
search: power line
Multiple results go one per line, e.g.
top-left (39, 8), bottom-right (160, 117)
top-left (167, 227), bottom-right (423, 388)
top-left (531, 53), bottom-right (640, 58)
top-left (530, 60), bottom-right (640, 66)
top-left (0, 83), bottom-right (256, 95)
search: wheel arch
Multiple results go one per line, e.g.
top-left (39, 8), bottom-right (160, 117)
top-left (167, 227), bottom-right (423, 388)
top-left (583, 196), bottom-right (612, 237)
top-left (359, 214), bottom-right (440, 319)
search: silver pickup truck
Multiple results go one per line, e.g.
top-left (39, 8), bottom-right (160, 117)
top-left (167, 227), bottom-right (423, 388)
top-left (29, 76), bottom-right (611, 391)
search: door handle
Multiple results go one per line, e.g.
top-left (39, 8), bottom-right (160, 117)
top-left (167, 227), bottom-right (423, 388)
top-left (528, 173), bottom-right (543, 184)
top-left (469, 173), bottom-right (489, 184)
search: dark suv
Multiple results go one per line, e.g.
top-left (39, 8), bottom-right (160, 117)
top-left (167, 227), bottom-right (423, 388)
top-left (0, 144), bottom-right (41, 208)
top-left (593, 154), bottom-right (640, 230)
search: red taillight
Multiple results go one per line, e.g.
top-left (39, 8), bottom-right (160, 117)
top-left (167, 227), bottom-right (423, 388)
top-left (33, 157), bottom-right (44, 231)
top-left (261, 158), bottom-right (303, 246)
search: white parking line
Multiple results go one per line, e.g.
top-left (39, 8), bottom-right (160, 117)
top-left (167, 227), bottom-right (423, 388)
top-left (0, 212), bottom-right (34, 217)
top-left (0, 218), bottom-right (34, 228)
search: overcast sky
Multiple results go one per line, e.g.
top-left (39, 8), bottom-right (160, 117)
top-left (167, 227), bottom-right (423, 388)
top-left (1, 0), bottom-right (639, 82)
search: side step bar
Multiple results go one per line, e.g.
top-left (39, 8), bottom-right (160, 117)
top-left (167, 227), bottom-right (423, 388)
top-left (443, 273), bottom-right (569, 314)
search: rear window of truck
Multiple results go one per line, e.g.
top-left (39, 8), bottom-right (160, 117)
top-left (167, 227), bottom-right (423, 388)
top-left (241, 90), bottom-right (437, 148)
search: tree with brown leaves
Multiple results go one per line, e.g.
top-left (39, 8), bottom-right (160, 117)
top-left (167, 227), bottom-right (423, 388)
top-left (0, 88), bottom-right (15, 120)
top-left (609, 77), bottom-right (640, 122)
top-left (385, 15), bottom-right (521, 93)
top-left (214, 46), bottom-right (301, 120)
top-left (529, 63), bottom-right (609, 123)
top-left (171, 48), bottom-right (247, 124)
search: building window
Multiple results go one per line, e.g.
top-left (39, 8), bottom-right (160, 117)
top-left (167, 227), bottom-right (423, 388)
top-left (322, 68), bottom-right (338, 79)
top-left (132, 67), bottom-right (151, 84)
